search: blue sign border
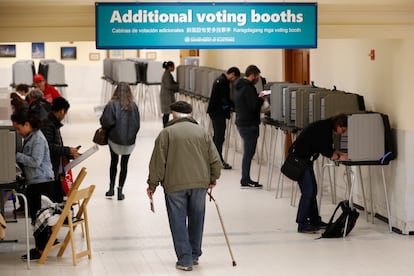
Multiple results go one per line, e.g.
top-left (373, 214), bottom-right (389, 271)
top-left (96, 2), bottom-right (317, 49)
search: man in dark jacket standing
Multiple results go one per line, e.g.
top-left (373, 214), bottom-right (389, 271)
top-left (41, 97), bottom-right (80, 202)
top-left (234, 65), bottom-right (265, 188)
top-left (207, 67), bottom-right (240, 170)
top-left (147, 101), bottom-right (221, 271)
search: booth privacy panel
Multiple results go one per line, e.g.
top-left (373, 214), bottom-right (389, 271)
top-left (347, 113), bottom-right (385, 161)
top-left (0, 128), bottom-right (16, 184)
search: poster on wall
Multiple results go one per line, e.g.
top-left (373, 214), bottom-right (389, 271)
top-left (0, 44), bottom-right (16, 57)
top-left (61, 47), bottom-right (77, 60)
top-left (95, 2), bottom-right (317, 49)
top-left (32, 42), bottom-right (45, 58)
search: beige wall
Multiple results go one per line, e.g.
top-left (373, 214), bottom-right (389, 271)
top-left (310, 39), bottom-right (414, 131)
top-left (200, 49), bottom-right (284, 82)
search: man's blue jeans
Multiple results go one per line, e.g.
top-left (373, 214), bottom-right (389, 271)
top-left (296, 164), bottom-right (321, 226)
top-left (165, 188), bottom-right (207, 266)
top-left (237, 125), bottom-right (260, 182)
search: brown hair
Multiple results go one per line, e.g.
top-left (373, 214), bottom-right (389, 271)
top-left (244, 65), bottom-right (261, 77)
top-left (331, 113), bottom-right (348, 129)
top-left (111, 82), bottom-right (135, 111)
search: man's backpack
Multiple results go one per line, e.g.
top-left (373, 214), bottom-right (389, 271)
top-left (320, 200), bottom-right (359, 238)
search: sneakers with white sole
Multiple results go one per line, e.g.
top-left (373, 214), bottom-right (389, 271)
top-left (176, 263), bottom-right (193, 271)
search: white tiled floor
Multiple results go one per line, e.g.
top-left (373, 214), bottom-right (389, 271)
top-left (1, 103), bottom-right (414, 275)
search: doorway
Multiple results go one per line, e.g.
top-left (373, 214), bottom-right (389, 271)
top-left (284, 49), bottom-right (310, 85)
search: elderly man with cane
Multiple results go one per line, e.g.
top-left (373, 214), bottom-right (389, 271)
top-left (147, 101), bottom-right (222, 271)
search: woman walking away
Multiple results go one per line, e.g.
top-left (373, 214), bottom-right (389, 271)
top-left (160, 61), bottom-right (179, 128)
top-left (100, 82), bottom-right (140, 200)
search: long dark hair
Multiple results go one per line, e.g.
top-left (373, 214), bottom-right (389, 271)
top-left (162, 61), bottom-right (175, 70)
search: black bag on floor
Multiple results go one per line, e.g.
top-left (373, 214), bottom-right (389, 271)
top-left (320, 200), bottom-right (359, 238)
top-left (280, 151), bottom-right (308, 182)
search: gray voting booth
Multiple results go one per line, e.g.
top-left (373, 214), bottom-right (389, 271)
top-left (338, 112), bottom-right (394, 163)
top-left (12, 60), bottom-right (36, 87)
top-left (283, 85), bottom-right (310, 127)
top-left (103, 58), bottom-right (164, 85)
top-left (0, 124), bottom-right (17, 184)
top-left (269, 82), bottom-right (296, 122)
top-left (38, 59), bottom-right (65, 85)
top-left (270, 83), bottom-right (366, 129)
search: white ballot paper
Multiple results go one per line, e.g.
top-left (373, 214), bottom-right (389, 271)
top-left (64, 144), bottom-right (99, 172)
top-left (262, 90), bottom-right (271, 96)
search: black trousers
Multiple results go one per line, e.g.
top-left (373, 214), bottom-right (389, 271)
top-left (35, 226), bottom-right (52, 250)
top-left (210, 115), bottom-right (227, 163)
top-left (26, 181), bottom-right (54, 223)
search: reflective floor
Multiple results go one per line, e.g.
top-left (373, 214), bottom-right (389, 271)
top-left (1, 103), bottom-right (413, 276)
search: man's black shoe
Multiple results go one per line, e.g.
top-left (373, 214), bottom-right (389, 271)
top-left (240, 179), bottom-right (263, 189)
top-left (298, 224), bottom-right (320, 234)
top-left (21, 248), bottom-right (42, 260)
top-left (222, 162), bottom-right (232, 170)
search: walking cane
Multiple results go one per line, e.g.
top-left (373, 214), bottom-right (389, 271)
top-left (207, 191), bottom-right (237, 267)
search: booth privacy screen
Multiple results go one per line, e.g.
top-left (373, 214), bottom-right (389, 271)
top-left (95, 2), bottom-right (317, 49)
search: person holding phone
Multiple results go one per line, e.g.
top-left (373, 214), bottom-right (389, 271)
top-left (41, 97), bottom-right (80, 203)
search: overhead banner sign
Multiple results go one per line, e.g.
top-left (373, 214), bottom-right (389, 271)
top-left (95, 2), bottom-right (317, 49)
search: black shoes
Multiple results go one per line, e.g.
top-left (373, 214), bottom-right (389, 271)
top-left (222, 162), bottom-right (232, 170)
top-left (21, 248), bottom-right (42, 260)
top-left (106, 186), bottom-right (124, 200)
top-left (240, 179), bottom-right (263, 189)
top-left (117, 187), bottom-right (125, 200)
top-left (298, 221), bottom-right (328, 233)
top-left (298, 224), bottom-right (320, 234)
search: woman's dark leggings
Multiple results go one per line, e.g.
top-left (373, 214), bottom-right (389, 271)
top-left (162, 113), bottom-right (170, 128)
top-left (109, 147), bottom-right (131, 188)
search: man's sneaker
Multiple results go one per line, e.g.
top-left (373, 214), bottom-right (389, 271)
top-left (222, 162), bottom-right (232, 170)
top-left (298, 224), bottom-right (320, 234)
top-left (176, 263), bottom-right (193, 271)
top-left (240, 179), bottom-right (263, 189)
top-left (21, 248), bottom-right (42, 260)
top-left (193, 259), bottom-right (199, 265)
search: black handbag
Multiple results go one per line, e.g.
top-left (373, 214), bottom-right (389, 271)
top-left (280, 150), bottom-right (308, 182)
top-left (93, 127), bottom-right (108, 145)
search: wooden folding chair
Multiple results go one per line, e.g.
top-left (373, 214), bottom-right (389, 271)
top-left (38, 167), bottom-right (96, 265)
